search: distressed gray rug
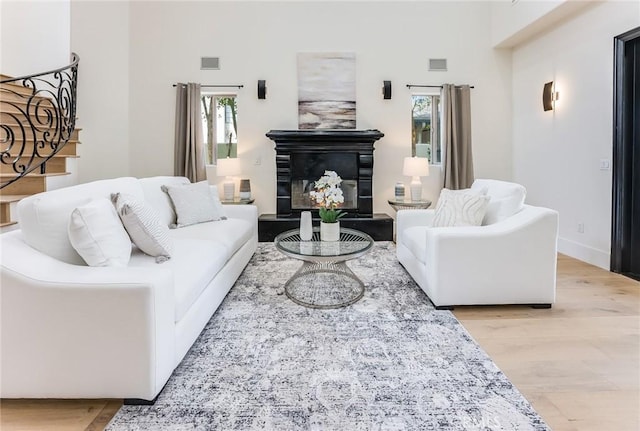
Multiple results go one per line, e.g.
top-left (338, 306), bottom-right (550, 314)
top-left (107, 242), bottom-right (549, 430)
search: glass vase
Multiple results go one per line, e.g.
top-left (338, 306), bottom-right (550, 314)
top-left (300, 211), bottom-right (313, 241)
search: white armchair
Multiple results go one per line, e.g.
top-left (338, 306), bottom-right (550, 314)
top-left (396, 179), bottom-right (559, 309)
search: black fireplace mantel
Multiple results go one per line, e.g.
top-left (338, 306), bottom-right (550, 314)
top-left (260, 129), bottom-right (392, 241)
top-left (266, 129), bottom-right (384, 150)
top-left (266, 129), bottom-right (384, 218)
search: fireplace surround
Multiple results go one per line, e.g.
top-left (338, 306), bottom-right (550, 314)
top-left (259, 129), bottom-right (393, 241)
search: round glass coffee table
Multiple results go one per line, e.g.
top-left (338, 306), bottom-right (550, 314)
top-left (274, 227), bottom-right (374, 309)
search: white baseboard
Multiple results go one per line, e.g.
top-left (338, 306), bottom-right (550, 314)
top-left (557, 237), bottom-right (610, 270)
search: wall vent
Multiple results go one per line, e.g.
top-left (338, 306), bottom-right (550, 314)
top-left (428, 58), bottom-right (447, 71)
top-left (201, 57), bottom-right (220, 70)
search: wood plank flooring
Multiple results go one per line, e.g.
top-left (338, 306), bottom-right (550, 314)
top-left (1, 253), bottom-right (638, 430)
top-left (454, 254), bottom-right (640, 431)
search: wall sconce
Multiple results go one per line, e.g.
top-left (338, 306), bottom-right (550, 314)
top-left (257, 80), bottom-right (267, 99)
top-left (543, 81), bottom-right (559, 111)
top-left (382, 80), bottom-right (392, 99)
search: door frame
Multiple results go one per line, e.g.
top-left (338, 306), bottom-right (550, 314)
top-left (611, 26), bottom-right (640, 275)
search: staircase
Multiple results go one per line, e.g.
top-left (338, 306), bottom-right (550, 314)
top-left (0, 54), bottom-right (80, 228)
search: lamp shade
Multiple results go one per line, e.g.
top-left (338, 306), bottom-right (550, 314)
top-left (403, 156), bottom-right (429, 177)
top-left (216, 157), bottom-right (241, 177)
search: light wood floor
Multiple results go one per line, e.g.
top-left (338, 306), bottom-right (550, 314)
top-left (1, 254), bottom-right (638, 430)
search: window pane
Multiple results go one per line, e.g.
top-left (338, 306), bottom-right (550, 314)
top-left (201, 94), bottom-right (238, 164)
top-left (411, 94), bottom-right (441, 164)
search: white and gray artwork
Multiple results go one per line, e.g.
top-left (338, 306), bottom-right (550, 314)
top-left (297, 52), bottom-right (356, 129)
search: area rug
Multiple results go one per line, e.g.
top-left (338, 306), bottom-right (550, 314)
top-left (107, 242), bottom-right (549, 430)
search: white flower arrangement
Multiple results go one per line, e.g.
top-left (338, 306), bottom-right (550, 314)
top-left (309, 170), bottom-right (346, 223)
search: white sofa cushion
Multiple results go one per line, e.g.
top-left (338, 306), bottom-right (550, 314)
top-left (139, 176), bottom-right (190, 227)
top-left (168, 218), bottom-right (253, 258)
top-left (17, 177), bottom-right (143, 265)
top-left (68, 198), bottom-right (132, 267)
top-left (112, 193), bottom-right (172, 263)
top-left (161, 181), bottom-right (223, 228)
top-left (433, 188), bottom-right (490, 227)
top-left (471, 179), bottom-right (526, 225)
top-left (128, 238), bottom-right (228, 322)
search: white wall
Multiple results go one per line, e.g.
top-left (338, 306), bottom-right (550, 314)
top-left (512, 0), bottom-right (640, 269)
top-left (0, 0), bottom-right (70, 76)
top-left (119, 0), bottom-right (511, 215)
top-left (71, 1), bottom-right (131, 183)
top-left (490, 0), bottom-right (594, 48)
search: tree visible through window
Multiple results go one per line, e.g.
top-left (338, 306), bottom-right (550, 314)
top-left (411, 94), bottom-right (441, 164)
top-left (201, 94), bottom-right (237, 164)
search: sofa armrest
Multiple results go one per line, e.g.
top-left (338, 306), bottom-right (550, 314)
top-left (0, 231), bottom-right (176, 399)
top-left (396, 209), bottom-right (435, 236)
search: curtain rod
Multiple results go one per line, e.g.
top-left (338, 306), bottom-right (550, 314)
top-left (406, 84), bottom-right (475, 89)
top-left (172, 84), bottom-right (244, 88)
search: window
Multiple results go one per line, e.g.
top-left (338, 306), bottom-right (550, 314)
top-left (201, 94), bottom-right (237, 164)
top-left (411, 94), bottom-right (441, 164)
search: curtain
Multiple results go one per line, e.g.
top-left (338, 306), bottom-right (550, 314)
top-left (441, 84), bottom-right (474, 190)
top-left (174, 82), bottom-right (206, 182)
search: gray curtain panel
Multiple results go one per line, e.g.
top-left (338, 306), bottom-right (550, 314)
top-left (442, 84), bottom-right (474, 190)
top-left (174, 83), bottom-right (206, 182)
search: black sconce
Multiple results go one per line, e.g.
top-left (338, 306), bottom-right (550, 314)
top-left (382, 80), bottom-right (392, 99)
top-left (543, 81), bottom-right (559, 111)
top-left (257, 80), bottom-right (267, 99)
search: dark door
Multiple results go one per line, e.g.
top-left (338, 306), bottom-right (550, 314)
top-left (612, 27), bottom-right (640, 281)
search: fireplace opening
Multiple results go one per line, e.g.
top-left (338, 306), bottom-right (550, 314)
top-left (290, 152), bottom-right (358, 210)
top-left (291, 179), bottom-right (358, 210)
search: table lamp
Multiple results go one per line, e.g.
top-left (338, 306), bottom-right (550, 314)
top-left (217, 157), bottom-right (241, 200)
top-left (403, 156), bottom-right (429, 201)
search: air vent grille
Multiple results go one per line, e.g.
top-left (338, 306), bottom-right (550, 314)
top-left (201, 57), bottom-right (220, 70)
top-left (429, 58), bottom-right (447, 71)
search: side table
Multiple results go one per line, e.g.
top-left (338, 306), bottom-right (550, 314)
top-left (220, 198), bottom-right (255, 205)
top-left (387, 198), bottom-right (432, 212)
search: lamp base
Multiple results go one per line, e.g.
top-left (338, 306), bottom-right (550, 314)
top-left (223, 181), bottom-right (235, 201)
top-left (410, 178), bottom-right (422, 201)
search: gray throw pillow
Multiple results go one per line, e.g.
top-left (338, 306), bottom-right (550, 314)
top-left (161, 181), bottom-right (224, 228)
top-left (111, 192), bottom-right (172, 263)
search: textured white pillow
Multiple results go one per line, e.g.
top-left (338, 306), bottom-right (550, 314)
top-left (434, 186), bottom-right (487, 211)
top-left (208, 184), bottom-right (227, 220)
top-left (111, 193), bottom-right (172, 263)
top-left (432, 188), bottom-right (491, 227)
top-left (68, 198), bottom-right (132, 267)
top-left (162, 181), bottom-right (224, 228)
top-left (471, 180), bottom-right (526, 225)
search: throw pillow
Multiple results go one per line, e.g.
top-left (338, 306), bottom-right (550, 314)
top-left (471, 180), bottom-right (526, 225)
top-left (111, 192), bottom-right (172, 263)
top-left (434, 186), bottom-right (487, 211)
top-left (208, 184), bottom-right (227, 220)
top-left (161, 181), bottom-right (224, 228)
top-left (68, 198), bottom-right (132, 267)
top-left (432, 188), bottom-right (491, 227)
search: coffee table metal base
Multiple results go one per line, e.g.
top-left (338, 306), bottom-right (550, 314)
top-left (284, 261), bottom-right (365, 309)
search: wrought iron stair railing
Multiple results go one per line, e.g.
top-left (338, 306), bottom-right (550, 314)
top-left (0, 53), bottom-right (79, 189)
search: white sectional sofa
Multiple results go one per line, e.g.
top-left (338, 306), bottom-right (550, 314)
top-left (0, 176), bottom-right (258, 402)
top-left (396, 179), bottom-right (559, 309)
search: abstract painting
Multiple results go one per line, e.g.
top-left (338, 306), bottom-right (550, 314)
top-left (297, 52), bottom-right (356, 129)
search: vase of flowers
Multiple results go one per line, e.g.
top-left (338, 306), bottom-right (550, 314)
top-left (310, 170), bottom-right (346, 241)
